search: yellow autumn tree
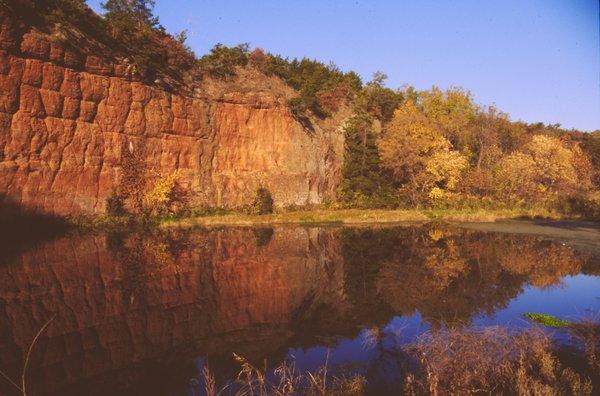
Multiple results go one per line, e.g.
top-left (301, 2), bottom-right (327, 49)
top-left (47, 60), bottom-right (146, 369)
top-left (378, 101), bottom-right (448, 180)
top-left (143, 170), bottom-right (181, 215)
top-left (494, 152), bottom-right (539, 201)
top-left (426, 150), bottom-right (469, 190)
top-left (420, 86), bottom-right (478, 153)
top-left (495, 135), bottom-right (586, 203)
top-left (426, 150), bottom-right (469, 205)
top-left (378, 101), bottom-right (468, 205)
top-left (525, 135), bottom-right (577, 189)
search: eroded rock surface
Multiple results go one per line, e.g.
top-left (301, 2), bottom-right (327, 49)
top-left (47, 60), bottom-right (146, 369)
top-left (0, 14), bottom-right (347, 214)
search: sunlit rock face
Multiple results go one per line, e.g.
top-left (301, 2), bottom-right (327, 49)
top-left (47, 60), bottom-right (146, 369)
top-left (0, 11), bottom-right (346, 215)
top-left (0, 227), bottom-right (347, 395)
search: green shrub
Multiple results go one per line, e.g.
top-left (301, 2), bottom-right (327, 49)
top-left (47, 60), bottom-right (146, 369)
top-left (190, 206), bottom-right (229, 217)
top-left (263, 55), bottom-right (361, 119)
top-left (252, 187), bottom-right (274, 215)
top-left (106, 192), bottom-right (126, 216)
top-left (525, 313), bottom-right (571, 328)
top-left (556, 192), bottom-right (600, 220)
top-left (338, 112), bottom-right (398, 208)
top-left (197, 43), bottom-right (249, 79)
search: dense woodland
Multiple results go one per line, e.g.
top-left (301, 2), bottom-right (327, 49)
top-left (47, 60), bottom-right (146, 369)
top-left (341, 83), bottom-right (600, 216)
top-left (7, 0), bottom-right (600, 218)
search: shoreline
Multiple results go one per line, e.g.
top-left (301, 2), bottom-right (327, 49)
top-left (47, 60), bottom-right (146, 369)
top-left (8, 207), bottom-right (593, 233)
top-left (156, 207), bottom-right (585, 228)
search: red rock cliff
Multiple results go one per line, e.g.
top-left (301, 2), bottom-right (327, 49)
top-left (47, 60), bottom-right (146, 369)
top-left (0, 11), bottom-right (348, 215)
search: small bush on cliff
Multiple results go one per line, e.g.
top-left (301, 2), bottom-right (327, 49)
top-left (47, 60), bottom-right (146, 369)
top-left (106, 192), bottom-right (126, 216)
top-left (119, 142), bottom-right (147, 213)
top-left (197, 43), bottom-right (250, 79)
top-left (110, 168), bottom-right (185, 219)
top-left (113, 142), bottom-right (188, 218)
top-left (100, 0), bottom-right (195, 81)
top-left (143, 170), bottom-right (181, 216)
top-left (252, 187), bottom-right (274, 215)
top-left (266, 56), bottom-right (362, 119)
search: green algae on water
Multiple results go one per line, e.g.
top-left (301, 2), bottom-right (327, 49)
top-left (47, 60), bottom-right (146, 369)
top-left (525, 313), bottom-right (571, 328)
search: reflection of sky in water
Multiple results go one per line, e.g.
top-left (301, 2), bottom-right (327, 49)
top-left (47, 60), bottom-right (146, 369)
top-left (6, 223), bottom-right (597, 395)
top-left (283, 274), bottom-right (600, 373)
top-left (475, 274), bottom-right (600, 327)
top-left (192, 273), bottom-right (598, 394)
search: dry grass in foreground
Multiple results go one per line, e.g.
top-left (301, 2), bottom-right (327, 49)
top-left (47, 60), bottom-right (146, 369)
top-left (404, 326), bottom-right (595, 395)
top-left (203, 352), bottom-right (366, 396)
top-left (202, 325), bottom-right (598, 395)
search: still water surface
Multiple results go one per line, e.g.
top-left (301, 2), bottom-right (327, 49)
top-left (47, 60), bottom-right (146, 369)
top-left (0, 222), bottom-right (598, 395)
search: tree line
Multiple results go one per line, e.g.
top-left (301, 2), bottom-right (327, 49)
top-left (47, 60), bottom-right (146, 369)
top-left (340, 81), bottom-right (599, 215)
top-left (21, 0), bottom-right (360, 118)
top-left (20, 1), bottom-right (600, 217)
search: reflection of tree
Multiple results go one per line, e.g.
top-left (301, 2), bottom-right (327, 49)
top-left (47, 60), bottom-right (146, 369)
top-left (341, 225), bottom-right (595, 327)
top-left (2, 225), bottom-right (596, 394)
top-left (494, 239), bottom-right (584, 288)
top-left (423, 240), bottom-right (468, 290)
top-left (106, 230), bottom-right (191, 309)
top-left (340, 228), bottom-right (398, 325)
top-left (356, 325), bottom-right (414, 395)
top-left (252, 227), bottom-right (275, 248)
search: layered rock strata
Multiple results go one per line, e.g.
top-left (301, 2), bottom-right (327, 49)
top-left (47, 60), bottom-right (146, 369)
top-left (0, 15), bottom-right (347, 214)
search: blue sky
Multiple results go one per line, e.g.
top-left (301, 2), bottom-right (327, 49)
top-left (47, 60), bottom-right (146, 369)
top-left (87, 0), bottom-right (600, 131)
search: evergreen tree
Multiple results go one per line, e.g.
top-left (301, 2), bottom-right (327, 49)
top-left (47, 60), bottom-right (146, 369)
top-left (339, 112), bottom-right (394, 207)
top-left (102, 0), bottom-right (159, 35)
top-left (101, 0), bottom-right (163, 79)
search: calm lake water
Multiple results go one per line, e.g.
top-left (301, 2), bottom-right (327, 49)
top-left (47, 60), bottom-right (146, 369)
top-left (0, 222), bottom-right (598, 395)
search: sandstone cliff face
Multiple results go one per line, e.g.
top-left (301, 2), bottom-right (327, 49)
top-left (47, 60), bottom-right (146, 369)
top-left (0, 15), bottom-right (347, 215)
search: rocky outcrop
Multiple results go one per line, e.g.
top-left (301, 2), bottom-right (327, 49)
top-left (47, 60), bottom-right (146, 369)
top-left (0, 14), bottom-right (348, 215)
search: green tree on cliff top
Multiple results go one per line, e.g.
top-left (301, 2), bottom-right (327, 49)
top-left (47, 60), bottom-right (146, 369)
top-left (101, 0), bottom-right (164, 78)
top-left (102, 0), bottom-right (159, 34)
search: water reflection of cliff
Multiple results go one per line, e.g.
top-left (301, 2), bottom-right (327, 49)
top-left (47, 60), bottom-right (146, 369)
top-left (0, 225), bottom-right (597, 395)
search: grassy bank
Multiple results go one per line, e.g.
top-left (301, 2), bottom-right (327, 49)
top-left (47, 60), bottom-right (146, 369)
top-left (157, 207), bottom-right (568, 228)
